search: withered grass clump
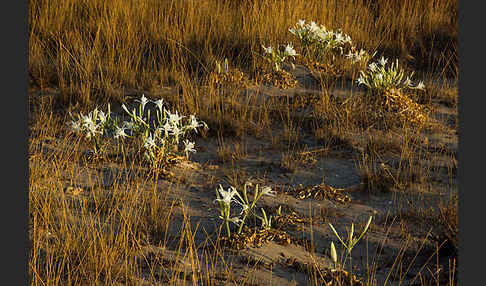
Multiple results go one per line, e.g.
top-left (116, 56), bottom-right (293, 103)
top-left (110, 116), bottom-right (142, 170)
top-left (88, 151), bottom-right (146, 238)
top-left (207, 68), bottom-right (250, 88)
top-left (262, 69), bottom-right (298, 89)
top-left (342, 89), bottom-right (429, 130)
top-left (220, 226), bottom-right (292, 251)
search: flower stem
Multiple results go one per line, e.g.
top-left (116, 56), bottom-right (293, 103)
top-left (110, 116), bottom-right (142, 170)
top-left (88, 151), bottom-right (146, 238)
top-left (225, 220), bottom-right (231, 238)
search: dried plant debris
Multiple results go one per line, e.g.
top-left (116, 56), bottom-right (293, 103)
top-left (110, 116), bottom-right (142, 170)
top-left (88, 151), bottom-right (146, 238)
top-left (207, 67), bottom-right (250, 87)
top-left (282, 258), bottom-right (365, 286)
top-left (274, 93), bottom-right (321, 110)
top-left (382, 88), bottom-right (429, 126)
top-left (262, 70), bottom-right (298, 89)
top-left (275, 184), bottom-right (352, 204)
top-left (221, 227), bottom-right (292, 250)
top-left (273, 210), bottom-right (311, 230)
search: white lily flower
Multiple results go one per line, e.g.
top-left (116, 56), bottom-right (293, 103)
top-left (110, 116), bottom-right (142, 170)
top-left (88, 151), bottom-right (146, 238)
top-left (187, 114), bottom-right (202, 132)
top-left (368, 62), bottom-right (378, 71)
top-left (170, 125), bottom-right (182, 143)
top-left (81, 114), bottom-right (94, 127)
top-left (161, 121), bottom-right (173, 136)
top-left (215, 185), bottom-right (238, 206)
top-left (114, 126), bottom-right (129, 139)
top-left (415, 81), bottom-right (426, 90)
top-left (335, 33), bottom-right (344, 43)
top-left (166, 110), bottom-right (184, 125)
top-left (97, 110), bottom-right (107, 124)
top-left (228, 216), bottom-right (243, 225)
top-left (143, 133), bottom-right (156, 150)
top-left (183, 139), bottom-right (196, 154)
top-left (71, 120), bottom-right (81, 133)
top-left (136, 94), bottom-right (149, 112)
top-left (153, 98), bottom-right (164, 113)
top-left (284, 44), bottom-right (297, 57)
top-left (309, 21), bottom-right (319, 33)
top-left (262, 45), bottom-right (273, 54)
top-left (260, 186), bottom-right (276, 197)
top-left (379, 56), bottom-right (388, 66)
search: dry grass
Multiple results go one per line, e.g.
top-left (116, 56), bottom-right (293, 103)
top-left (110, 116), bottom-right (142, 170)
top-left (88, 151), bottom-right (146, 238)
top-left (29, 0), bottom-right (457, 104)
top-left (29, 0), bottom-right (458, 285)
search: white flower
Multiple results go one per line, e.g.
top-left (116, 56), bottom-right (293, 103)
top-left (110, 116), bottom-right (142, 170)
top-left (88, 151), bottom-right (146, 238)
top-left (284, 44), bottom-right (297, 57)
top-left (153, 98), bottom-right (164, 113)
top-left (344, 35), bottom-right (352, 44)
top-left (161, 121), bottom-right (173, 136)
top-left (262, 45), bottom-right (273, 54)
top-left (235, 201), bottom-right (249, 215)
top-left (297, 19), bottom-right (306, 27)
top-left (97, 110), bottom-right (107, 124)
top-left (166, 110), bottom-right (184, 125)
top-left (81, 114), bottom-right (94, 127)
top-left (415, 81), bottom-right (425, 90)
top-left (81, 114), bottom-right (99, 138)
top-left (335, 33), bottom-right (344, 44)
top-left (379, 56), bottom-right (388, 66)
top-left (114, 126), bottom-right (128, 139)
top-left (71, 120), bottom-right (81, 133)
top-left (183, 139), bottom-right (196, 154)
top-left (215, 185), bottom-right (238, 206)
top-left (136, 94), bottom-right (149, 112)
top-left (187, 114), bottom-right (202, 132)
top-left (356, 75), bottom-right (365, 86)
top-left (309, 21), bottom-right (319, 33)
top-left (143, 133), bottom-right (156, 150)
top-left (170, 125), bottom-right (183, 143)
top-left (228, 216), bottom-right (243, 225)
top-left (368, 62), bottom-right (377, 71)
top-left (260, 186), bottom-right (275, 197)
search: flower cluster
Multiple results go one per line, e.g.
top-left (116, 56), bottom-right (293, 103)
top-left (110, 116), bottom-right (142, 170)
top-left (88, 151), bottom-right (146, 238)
top-left (345, 47), bottom-right (374, 65)
top-left (356, 57), bottom-right (425, 94)
top-left (69, 104), bottom-right (120, 155)
top-left (214, 182), bottom-right (276, 238)
top-left (261, 43), bottom-right (298, 72)
top-left (289, 19), bottom-right (352, 60)
top-left (70, 95), bottom-right (208, 167)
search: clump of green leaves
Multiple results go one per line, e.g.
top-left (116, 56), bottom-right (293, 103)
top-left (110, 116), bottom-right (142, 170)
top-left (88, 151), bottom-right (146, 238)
top-left (328, 216), bottom-right (373, 272)
top-left (260, 44), bottom-right (298, 72)
top-left (214, 182), bottom-right (276, 238)
top-left (356, 57), bottom-right (425, 95)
